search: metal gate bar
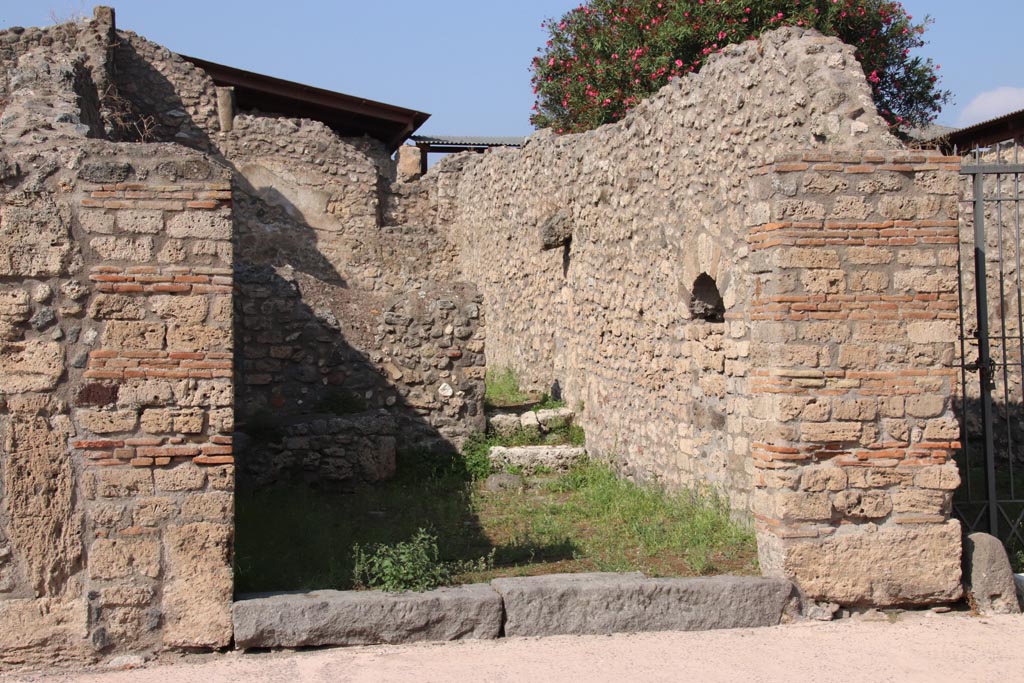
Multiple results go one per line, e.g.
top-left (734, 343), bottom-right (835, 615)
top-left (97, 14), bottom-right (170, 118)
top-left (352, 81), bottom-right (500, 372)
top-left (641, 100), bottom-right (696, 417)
top-left (956, 140), bottom-right (1024, 549)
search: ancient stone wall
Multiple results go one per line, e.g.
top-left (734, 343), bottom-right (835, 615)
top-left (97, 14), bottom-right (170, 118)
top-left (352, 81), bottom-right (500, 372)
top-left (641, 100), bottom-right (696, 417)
top-left (407, 29), bottom-right (963, 604)
top-left (747, 150), bottom-right (964, 605)
top-left (0, 9), bottom-right (235, 662)
top-left (0, 140), bottom-right (236, 662)
top-left (221, 115), bottom-right (485, 477)
top-left (417, 28), bottom-right (896, 509)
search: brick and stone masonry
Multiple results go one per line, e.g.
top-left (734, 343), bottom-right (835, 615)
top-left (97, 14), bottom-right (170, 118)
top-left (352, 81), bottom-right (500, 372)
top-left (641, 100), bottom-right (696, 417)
top-left (410, 29), bottom-right (965, 606)
top-left (0, 6), bottom-right (977, 665)
top-left (747, 151), bottom-right (963, 605)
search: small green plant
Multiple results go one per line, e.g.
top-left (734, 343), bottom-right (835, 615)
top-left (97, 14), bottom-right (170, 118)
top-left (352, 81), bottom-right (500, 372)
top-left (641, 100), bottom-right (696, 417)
top-left (485, 367), bottom-right (533, 407)
top-left (352, 528), bottom-right (453, 592)
top-left (533, 394), bottom-right (567, 411)
top-left (567, 424), bottom-right (586, 446)
top-left (352, 528), bottom-right (495, 592)
top-left (460, 434), bottom-right (496, 480)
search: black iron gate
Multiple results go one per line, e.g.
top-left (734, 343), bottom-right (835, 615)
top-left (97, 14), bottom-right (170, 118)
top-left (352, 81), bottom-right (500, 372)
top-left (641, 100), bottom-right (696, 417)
top-left (955, 141), bottom-right (1024, 552)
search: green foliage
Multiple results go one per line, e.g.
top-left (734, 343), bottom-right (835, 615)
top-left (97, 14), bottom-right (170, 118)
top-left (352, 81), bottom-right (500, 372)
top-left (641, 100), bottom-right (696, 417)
top-left (531, 0), bottom-right (949, 134)
top-left (352, 528), bottom-right (497, 592)
top-left (485, 367), bottom-right (534, 407)
top-left (543, 460), bottom-right (755, 574)
top-left (460, 433), bottom-right (499, 480)
top-left (567, 423), bottom-right (586, 446)
top-left (533, 395), bottom-right (567, 411)
top-left (352, 529), bottom-right (454, 592)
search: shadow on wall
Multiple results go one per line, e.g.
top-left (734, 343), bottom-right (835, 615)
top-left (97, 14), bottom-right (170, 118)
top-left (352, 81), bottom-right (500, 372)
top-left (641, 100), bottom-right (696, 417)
top-left (227, 161), bottom-right (499, 593)
top-left (110, 35), bottom-right (213, 150)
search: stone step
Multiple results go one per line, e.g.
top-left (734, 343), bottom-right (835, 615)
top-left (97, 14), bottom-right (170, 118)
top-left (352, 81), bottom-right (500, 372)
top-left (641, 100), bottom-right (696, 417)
top-left (491, 573), bottom-right (796, 637)
top-left (488, 406), bottom-right (574, 436)
top-left (488, 445), bottom-right (586, 474)
top-left (233, 573), bottom-right (797, 649)
top-left (232, 584), bottom-right (503, 648)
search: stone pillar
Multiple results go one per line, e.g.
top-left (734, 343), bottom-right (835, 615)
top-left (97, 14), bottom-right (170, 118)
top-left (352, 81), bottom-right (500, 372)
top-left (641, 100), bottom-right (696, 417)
top-left (216, 87), bottom-right (235, 133)
top-left (746, 150), bottom-right (965, 606)
top-left (72, 151), bottom-right (235, 651)
top-left (396, 144), bottom-right (423, 182)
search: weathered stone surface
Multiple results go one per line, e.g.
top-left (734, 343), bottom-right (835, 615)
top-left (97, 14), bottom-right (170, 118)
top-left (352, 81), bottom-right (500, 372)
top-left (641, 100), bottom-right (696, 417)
top-left (396, 145), bottom-right (423, 182)
top-left (489, 446), bottom-right (586, 474)
top-left (166, 210), bottom-right (231, 240)
top-left (963, 532), bottom-right (1021, 615)
top-left (487, 413), bottom-right (521, 436)
top-left (162, 523), bottom-right (233, 648)
top-left (536, 407), bottom-right (574, 431)
top-left (89, 537), bottom-right (161, 580)
top-left (492, 573), bottom-right (795, 637)
top-left (0, 598), bottom-right (91, 666)
top-left (0, 341), bottom-right (64, 393)
top-left (0, 202), bottom-right (78, 277)
top-left (76, 409), bottom-right (138, 434)
top-left (761, 521), bottom-right (963, 606)
top-left (3, 413), bottom-right (82, 597)
top-left (484, 472), bottom-right (525, 492)
top-left (232, 584), bottom-right (504, 648)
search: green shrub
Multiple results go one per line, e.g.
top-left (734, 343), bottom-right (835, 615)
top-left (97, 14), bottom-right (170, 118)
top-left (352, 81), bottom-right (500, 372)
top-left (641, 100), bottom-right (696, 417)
top-left (352, 528), bottom-right (453, 592)
top-left (531, 0), bottom-right (949, 134)
top-left (460, 434), bottom-right (496, 480)
top-left (352, 528), bottom-right (494, 592)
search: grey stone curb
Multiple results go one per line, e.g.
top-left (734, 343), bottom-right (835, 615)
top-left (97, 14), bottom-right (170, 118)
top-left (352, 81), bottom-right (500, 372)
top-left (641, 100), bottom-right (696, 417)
top-left (233, 573), bottom-right (797, 649)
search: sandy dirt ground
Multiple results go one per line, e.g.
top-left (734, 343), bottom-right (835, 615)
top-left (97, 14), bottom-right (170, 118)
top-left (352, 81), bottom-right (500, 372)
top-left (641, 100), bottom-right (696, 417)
top-left (4, 612), bottom-right (1023, 683)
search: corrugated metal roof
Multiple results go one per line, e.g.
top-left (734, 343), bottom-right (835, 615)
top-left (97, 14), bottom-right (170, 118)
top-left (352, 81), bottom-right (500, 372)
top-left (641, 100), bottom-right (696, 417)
top-left (410, 135), bottom-right (525, 147)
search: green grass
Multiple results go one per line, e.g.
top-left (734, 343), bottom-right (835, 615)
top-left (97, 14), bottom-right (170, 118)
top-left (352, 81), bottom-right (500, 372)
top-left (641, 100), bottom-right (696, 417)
top-left (234, 457), bottom-right (758, 594)
top-left (484, 367), bottom-right (535, 408)
top-left (460, 423), bottom-right (587, 479)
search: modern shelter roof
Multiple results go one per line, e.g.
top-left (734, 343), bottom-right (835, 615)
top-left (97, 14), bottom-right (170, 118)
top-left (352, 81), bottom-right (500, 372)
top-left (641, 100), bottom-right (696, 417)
top-left (183, 55), bottom-right (430, 152)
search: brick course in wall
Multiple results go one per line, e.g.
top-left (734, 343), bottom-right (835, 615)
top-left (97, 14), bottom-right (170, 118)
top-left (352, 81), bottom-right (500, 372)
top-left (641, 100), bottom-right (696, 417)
top-left (71, 156), bottom-right (236, 653)
top-left (747, 151), bottom-right (963, 605)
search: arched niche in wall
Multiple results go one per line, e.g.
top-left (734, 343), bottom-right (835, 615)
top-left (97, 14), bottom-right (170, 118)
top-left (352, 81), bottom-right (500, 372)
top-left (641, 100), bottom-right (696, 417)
top-left (689, 272), bottom-right (726, 323)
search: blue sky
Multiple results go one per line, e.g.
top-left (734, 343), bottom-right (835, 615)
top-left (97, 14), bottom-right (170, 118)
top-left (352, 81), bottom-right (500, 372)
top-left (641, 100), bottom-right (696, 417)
top-left (2, 1), bottom-right (1022, 135)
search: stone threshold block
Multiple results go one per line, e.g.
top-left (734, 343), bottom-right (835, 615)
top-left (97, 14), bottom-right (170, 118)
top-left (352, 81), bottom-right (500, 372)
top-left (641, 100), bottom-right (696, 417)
top-left (232, 584), bottom-right (503, 649)
top-left (488, 445), bottom-right (586, 474)
top-left (491, 573), bottom-right (796, 637)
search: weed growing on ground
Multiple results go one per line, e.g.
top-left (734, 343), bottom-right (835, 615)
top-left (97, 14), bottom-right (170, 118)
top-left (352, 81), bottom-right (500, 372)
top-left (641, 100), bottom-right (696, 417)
top-left (352, 528), bottom-right (450, 592)
top-left (236, 456), bottom-right (757, 593)
top-left (352, 528), bottom-right (496, 592)
top-left (484, 367), bottom-right (534, 407)
top-left (533, 394), bottom-right (566, 411)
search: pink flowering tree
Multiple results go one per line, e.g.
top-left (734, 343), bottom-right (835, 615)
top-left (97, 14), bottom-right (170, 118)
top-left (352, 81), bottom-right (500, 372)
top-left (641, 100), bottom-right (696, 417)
top-left (530, 0), bottom-right (950, 134)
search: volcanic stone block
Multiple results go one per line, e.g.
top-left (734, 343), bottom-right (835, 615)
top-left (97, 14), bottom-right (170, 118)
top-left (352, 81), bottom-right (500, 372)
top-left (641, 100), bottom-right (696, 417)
top-left (491, 573), bottom-right (795, 637)
top-left (232, 584), bottom-right (503, 649)
top-left (964, 532), bottom-right (1021, 615)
